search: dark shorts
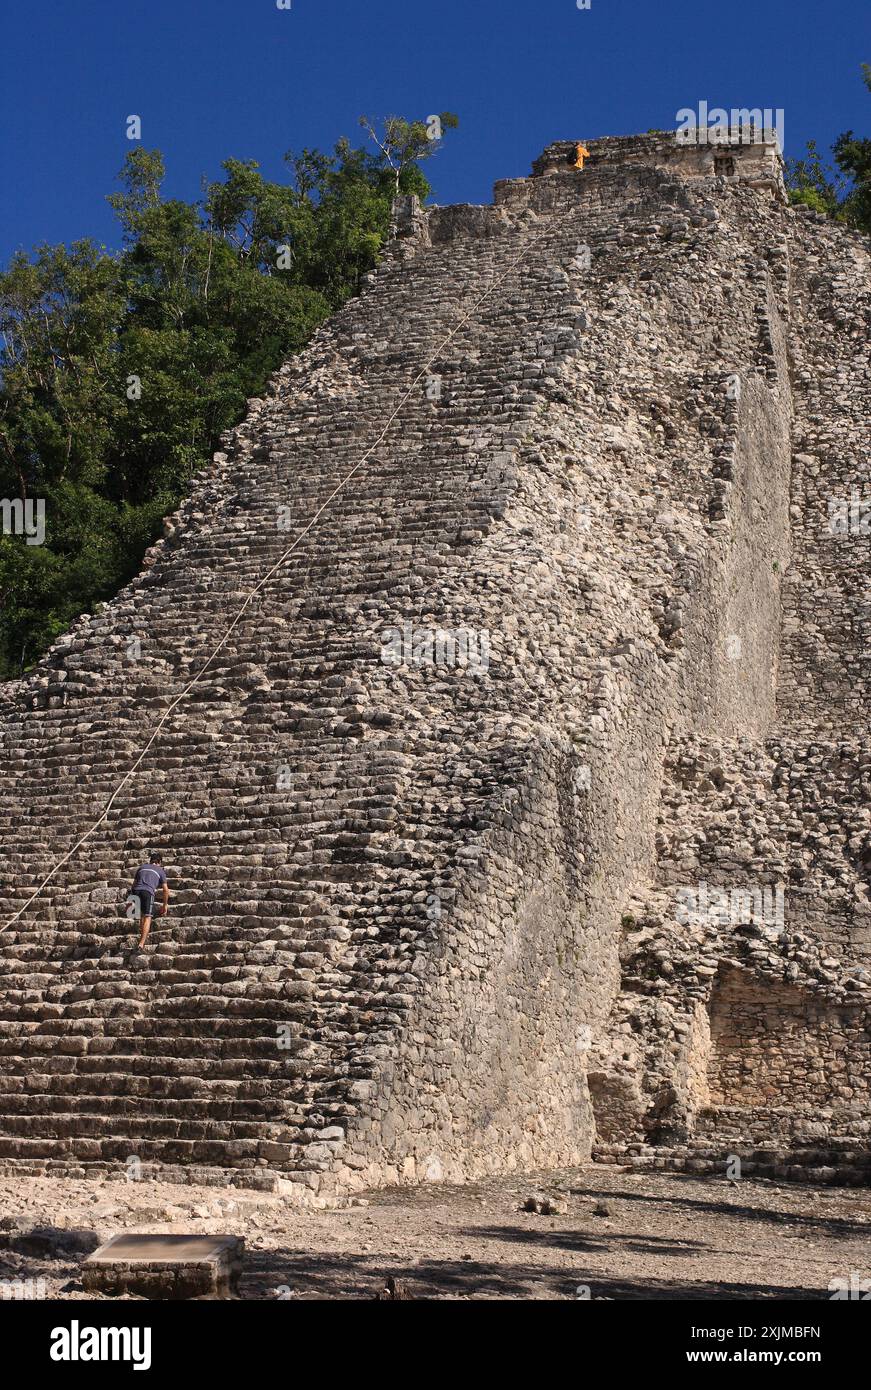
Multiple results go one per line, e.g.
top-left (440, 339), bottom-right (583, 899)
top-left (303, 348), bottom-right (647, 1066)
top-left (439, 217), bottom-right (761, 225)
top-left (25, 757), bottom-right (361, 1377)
top-left (132, 888), bottom-right (155, 919)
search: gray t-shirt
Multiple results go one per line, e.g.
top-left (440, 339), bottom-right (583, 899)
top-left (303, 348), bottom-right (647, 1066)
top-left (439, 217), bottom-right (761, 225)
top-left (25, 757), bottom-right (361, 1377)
top-left (132, 864), bottom-right (167, 894)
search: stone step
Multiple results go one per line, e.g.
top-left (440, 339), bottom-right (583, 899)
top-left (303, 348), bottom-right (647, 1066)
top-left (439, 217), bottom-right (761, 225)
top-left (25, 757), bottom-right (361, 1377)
top-left (594, 1142), bottom-right (871, 1186)
top-left (0, 1134), bottom-right (277, 1165)
top-left (0, 1109), bottom-right (324, 1144)
top-left (0, 1043), bottom-right (347, 1069)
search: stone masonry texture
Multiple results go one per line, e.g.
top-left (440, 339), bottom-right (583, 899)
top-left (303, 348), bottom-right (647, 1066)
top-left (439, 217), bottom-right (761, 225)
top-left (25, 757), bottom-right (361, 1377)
top-left (0, 131), bottom-right (869, 1199)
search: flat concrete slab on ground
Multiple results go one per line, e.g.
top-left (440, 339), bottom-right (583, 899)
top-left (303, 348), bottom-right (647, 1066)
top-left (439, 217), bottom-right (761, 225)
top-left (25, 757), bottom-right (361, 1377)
top-left (83, 1233), bottom-right (244, 1300)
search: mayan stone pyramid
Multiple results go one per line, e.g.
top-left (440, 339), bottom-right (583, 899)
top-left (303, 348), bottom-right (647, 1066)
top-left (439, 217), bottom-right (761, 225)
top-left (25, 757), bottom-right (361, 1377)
top-left (1, 131), bottom-right (869, 1200)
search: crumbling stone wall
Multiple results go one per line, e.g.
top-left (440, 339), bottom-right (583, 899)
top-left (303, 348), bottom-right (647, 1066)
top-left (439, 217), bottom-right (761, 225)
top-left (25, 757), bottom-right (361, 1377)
top-left (708, 965), bottom-right (871, 1113)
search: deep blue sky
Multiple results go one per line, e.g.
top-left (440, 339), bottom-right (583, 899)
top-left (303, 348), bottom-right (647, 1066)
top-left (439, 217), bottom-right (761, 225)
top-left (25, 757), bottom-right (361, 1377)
top-left (1, 0), bottom-right (868, 262)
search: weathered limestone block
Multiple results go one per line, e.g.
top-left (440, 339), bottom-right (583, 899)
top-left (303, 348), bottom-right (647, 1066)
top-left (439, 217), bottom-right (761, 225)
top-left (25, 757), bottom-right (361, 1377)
top-left (82, 1234), bottom-right (244, 1299)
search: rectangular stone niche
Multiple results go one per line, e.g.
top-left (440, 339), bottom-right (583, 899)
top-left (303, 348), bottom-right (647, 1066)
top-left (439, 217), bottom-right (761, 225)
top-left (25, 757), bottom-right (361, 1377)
top-left (82, 1233), bottom-right (244, 1300)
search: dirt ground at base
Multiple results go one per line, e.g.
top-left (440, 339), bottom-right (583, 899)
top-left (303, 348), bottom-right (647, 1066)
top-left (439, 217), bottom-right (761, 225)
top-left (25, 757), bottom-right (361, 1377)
top-left (0, 1166), bottom-right (868, 1301)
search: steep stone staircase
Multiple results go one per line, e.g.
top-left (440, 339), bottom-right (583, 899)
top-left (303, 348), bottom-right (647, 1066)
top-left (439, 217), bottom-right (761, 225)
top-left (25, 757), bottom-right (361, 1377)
top-left (1, 172), bottom-right (620, 1188)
